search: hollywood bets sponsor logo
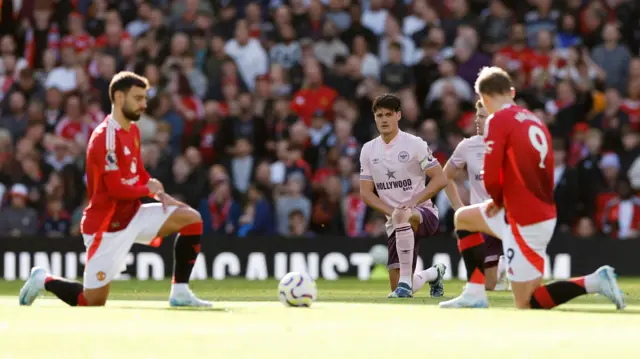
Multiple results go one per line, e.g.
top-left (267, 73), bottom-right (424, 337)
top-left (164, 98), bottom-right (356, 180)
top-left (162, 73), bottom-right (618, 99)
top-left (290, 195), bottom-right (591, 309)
top-left (376, 178), bottom-right (413, 191)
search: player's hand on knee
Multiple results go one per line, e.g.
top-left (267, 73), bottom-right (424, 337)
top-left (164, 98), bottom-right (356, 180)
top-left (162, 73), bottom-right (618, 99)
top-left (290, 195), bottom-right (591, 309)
top-left (484, 200), bottom-right (501, 218)
top-left (147, 178), bottom-right (164, 195)
top-left (391, 207), bottom-right (412, 226)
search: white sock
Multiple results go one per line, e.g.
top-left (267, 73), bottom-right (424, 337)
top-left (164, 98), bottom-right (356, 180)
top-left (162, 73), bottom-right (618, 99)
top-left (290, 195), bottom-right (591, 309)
top-left (412, 267), bottom-right (439, 293)
top-left (395, 223), bottom-right (415, 288)
top-left (465, 283), bottom-right (486, 296)
top-left (171, 283), bottom-right (190, 295)
top-left (399, 275), bottom-right (412, 286)
top-left (584, 273), bottom-right (600, 294)
top-left (497, 256), bottom-right (507, 277)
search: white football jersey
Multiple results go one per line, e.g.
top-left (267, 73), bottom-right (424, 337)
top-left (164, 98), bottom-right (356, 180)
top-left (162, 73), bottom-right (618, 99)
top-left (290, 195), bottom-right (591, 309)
top-left (360, 130), bottom-right (439, 236)
top-left (448, 135), bottom-right (490, 205)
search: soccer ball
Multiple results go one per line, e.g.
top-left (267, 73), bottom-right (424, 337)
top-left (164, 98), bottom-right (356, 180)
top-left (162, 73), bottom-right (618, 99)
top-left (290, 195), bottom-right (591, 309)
top-left (278, 272), bottom-right (317, 307)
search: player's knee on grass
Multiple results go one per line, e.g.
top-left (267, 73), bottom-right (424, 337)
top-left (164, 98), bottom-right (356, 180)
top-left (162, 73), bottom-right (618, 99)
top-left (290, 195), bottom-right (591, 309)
top-left (511, 279), bottom-right (542, 309)
top-left (83, 286), bottom-right (110, 306)
top-left (158, 207), bottom-right (202, 237)
top-left (391, 208), bottom-right (411, 227)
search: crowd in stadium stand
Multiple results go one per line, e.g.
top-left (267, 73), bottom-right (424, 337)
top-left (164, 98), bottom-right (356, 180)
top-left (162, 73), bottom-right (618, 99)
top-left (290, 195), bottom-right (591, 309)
top-left (0, 0), bottom-right (638, 239)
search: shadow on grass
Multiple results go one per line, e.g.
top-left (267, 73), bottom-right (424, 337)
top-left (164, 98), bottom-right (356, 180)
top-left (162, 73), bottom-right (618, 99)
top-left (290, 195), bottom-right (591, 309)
top-left (555, 307), bottom-right (640, 315)
top-left (113, 305), bottom-right (230, 312)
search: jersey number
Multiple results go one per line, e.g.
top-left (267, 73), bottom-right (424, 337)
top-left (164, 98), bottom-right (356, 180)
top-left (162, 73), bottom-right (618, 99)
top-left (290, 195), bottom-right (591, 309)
top-left (528, 126), bottom-right (548, 168)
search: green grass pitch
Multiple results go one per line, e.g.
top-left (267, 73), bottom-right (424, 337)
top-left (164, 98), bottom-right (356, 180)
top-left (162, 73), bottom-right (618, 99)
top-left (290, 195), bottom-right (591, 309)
top-left (1, 278), bottom-right (640, 358)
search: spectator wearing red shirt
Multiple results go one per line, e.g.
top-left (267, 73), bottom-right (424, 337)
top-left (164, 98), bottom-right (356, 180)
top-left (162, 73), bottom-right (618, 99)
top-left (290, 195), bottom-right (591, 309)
top-left (95, 11), bottom-right (131, 53)
top-left (291, 59), bottom-right (338, 126)
top-left (528, 29), bottom-right (554, 87)
top-left (498, 23), bottom-right (534, 74)
top-left (62, 13), bottom-right (95, 55)
top-left (602, 176), bottom-right (640, 239)
top-left (621, 79), bottom-right (640, 130)
top-left (55, 92), bottom-right (95, 146)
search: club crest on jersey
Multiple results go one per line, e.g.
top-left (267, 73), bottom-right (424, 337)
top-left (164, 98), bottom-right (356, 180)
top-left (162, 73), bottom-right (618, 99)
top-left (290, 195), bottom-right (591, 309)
top-left (398, 151), bottom-right (410, 163)
top-left (124, 146), bottom-right (131, 155)
top-left (96, 271), bottom-right (106, 281)
top-left (105, 150), bottom-right (118, 171)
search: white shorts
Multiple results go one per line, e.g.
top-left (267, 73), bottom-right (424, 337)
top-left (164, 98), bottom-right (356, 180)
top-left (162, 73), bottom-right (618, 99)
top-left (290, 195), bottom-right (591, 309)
top-left (82, 203), bottom-right (178, 289)
top-left (475, 202), bottom-right (557, 282)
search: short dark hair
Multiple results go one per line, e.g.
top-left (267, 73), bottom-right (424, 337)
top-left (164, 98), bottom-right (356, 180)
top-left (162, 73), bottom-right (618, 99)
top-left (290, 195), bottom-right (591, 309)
top-left (474, 66), bottom-right (512, 96)
top-left (108, 71), bottom-right (149, 103)
top-left (372, 94), bottom-right (401, 113)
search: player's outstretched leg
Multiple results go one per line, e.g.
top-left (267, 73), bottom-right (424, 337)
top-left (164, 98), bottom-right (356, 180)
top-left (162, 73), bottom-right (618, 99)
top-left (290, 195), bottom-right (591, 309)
top-left (159, 206), bottom-right (212, 307)
top-left (529, 265), bottom-right (625, 310)
top-left (439, 230), bottom-right (488, 308)
top-left (20, 267), bottom-right (87, 306)
top-left (388, 208), bottom-right (414, 298)
top-left (412, 263), bottom-right (447, 297)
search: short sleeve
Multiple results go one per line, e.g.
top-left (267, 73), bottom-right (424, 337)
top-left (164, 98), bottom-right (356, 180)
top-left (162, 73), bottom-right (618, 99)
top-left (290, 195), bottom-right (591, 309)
top-left (448, 139), bottom-right (468, 169)
top-left (416, 139), bottom-right (438, 170)
top-left (359, 144), bottom-right (373, 181)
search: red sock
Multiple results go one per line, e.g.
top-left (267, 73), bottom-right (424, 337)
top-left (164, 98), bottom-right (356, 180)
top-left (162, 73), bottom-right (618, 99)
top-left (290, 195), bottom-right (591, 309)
top-left (456, 231), bottom-right (486, 285)
top-left (77, 292), bottom-right (87, 306)
top-left (44, 276), bottom-right (86, 306)
top-left (173, 222), bottom-right (203, 283)
top-left (530, 280), bottom-right (587, 309)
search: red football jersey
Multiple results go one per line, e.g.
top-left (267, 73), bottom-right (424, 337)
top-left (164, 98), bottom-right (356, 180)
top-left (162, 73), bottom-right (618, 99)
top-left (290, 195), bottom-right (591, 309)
top-left (483, 105), bottom-right (556, 226)
top-left (55, 117), bottom-right (95, 144)
top-left (81, 116), bottom-right (151, 235)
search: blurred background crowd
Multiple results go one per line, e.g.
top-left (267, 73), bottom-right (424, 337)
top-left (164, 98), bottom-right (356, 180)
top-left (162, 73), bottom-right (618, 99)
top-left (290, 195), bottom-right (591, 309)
top-left (0, 0), bottom-right (638, 240)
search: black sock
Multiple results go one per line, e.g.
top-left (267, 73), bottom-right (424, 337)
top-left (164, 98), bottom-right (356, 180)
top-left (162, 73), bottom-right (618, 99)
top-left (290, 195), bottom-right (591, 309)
top-left (44, 276), bottom-right (86, 306)
top-left (530, 280), bottom-right (588, 309)
top-left (173, 233), bottom-right (201, 283)
top-left (456, 230), bottom-right (486, 285)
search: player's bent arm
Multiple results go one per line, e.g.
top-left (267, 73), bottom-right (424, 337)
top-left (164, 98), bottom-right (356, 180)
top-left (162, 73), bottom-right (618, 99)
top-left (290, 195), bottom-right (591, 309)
top-left (412, 162), bottom-right (448, 205)
top-left (359, 179), bottom-right (393, 217)
top-left (443, 161), bottom-right (465, 211)
top-left (103, 171), bottom-right (152, 200)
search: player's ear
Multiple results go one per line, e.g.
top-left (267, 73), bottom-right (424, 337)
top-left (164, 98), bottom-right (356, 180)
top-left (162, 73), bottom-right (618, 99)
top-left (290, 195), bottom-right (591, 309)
top-left (510, 87), bottom-right (516, 99)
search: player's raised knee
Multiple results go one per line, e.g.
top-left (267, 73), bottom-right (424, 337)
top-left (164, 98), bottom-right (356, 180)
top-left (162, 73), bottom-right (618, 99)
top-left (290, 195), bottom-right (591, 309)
top-left (391, 208), bottom-right (411, 226)
top-left (453, 206), bottom-right (477, 231)
top-left (453, 206), bottom-right (467, 229)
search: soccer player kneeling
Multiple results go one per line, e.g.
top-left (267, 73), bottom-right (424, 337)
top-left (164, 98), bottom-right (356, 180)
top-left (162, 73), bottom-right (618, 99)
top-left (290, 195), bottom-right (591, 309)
top-left (19, 72), bottom-right (210, 307)
top-left (440, 67), bottom-right (625, 310)
top-left (360, 94), bottom-right (448, 298)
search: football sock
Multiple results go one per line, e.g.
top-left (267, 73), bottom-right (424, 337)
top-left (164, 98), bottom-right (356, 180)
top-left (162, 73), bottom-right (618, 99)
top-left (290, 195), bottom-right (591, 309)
top-left (497, 256), bottom-right (507, 278)
top-left (530, 274), bottom-right (599, 309)
top-left (457, 230), bottom-right (486, 292)
top-left (395, 224), bottom-right (414, 286)
top-left (44, 276), bottom-right (87, 306)
top-left (412, 266), bottom-right (438, 293)
top-left (172, 222), bottom-right (203, 284)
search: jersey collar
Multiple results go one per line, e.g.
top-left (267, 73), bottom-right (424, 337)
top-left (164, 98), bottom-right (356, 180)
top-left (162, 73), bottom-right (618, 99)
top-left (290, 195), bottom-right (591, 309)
top-left (383, 130), bottom-right (402, 146)
top-left (107, 114), bottom-right (122, 130)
